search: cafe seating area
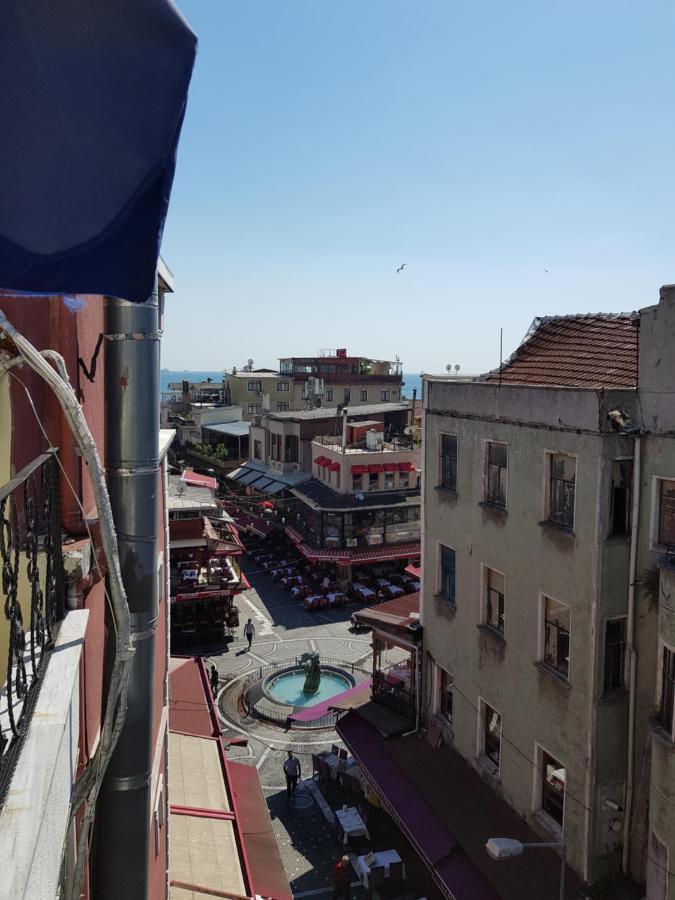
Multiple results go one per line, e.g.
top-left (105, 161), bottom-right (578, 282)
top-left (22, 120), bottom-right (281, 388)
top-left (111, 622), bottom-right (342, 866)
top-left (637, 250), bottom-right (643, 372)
top-left (310, 748), bottom-right (432, 899)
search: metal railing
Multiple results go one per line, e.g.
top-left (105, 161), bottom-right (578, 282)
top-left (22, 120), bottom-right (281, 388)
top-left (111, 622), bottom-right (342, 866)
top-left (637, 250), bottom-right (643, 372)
top-left (0, 451), bottom-right (64, 805)
top-left (314, 435), bottom-right (415, 454)
top-left (372, 670), bottom-right (416, 721)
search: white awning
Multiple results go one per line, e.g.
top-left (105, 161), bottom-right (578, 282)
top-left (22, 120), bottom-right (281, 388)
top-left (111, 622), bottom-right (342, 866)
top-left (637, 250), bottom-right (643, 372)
top-left (204, 421), bottom-right (250, 437)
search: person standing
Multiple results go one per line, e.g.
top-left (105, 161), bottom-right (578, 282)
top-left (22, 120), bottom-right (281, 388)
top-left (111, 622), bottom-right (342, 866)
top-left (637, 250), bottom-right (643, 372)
top-left (332, 855), bottom-right (352, 900)
top-left (283, 750), bottom-right (301, 802)
top-left (243, 618), bottom-right (255, 651)
top-left (209, 664), bottom-right (219, 697)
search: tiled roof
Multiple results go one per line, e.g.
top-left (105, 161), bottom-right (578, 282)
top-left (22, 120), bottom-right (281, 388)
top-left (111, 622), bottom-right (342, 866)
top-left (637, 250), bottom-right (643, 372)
top-left (483, 313), bottom-right (639, 389)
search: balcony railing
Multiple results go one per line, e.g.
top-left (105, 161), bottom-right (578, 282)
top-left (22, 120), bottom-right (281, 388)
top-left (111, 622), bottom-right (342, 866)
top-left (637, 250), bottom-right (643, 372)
top-left (314, 435), bottom-right (415, 454)
top-left (373, 671), bottom-right (416, 722)
top-left (0, 451), bottom-right (64, 806)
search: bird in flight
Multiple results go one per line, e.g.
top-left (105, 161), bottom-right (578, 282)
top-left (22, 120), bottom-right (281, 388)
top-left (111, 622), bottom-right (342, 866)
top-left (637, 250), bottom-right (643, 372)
top-left (396, 263), bottom-right (406, 274)
top-left (544, 268), bottom-right (550, 274)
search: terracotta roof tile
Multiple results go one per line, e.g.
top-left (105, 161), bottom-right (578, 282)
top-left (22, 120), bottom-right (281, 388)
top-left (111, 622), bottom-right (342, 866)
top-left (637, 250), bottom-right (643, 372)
top-left (483, 313), bottom-right (639, 389)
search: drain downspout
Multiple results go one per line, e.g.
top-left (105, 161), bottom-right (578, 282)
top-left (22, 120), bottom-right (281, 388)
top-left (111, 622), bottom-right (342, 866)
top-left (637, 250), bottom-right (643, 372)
top-left (95, 288), bottom-right (160, 897)
top-left (622, 435), bottom-right (641, 877)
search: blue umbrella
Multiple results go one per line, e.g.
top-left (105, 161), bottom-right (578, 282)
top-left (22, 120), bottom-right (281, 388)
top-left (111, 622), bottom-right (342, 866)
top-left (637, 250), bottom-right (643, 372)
top-left (0, 0), bottom-right (196, 302)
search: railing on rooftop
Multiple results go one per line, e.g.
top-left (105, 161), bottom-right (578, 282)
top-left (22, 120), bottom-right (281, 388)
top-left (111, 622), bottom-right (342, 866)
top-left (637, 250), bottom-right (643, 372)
top-left (0, 451), bottom-right (64, 807)
top-left (314, 435), bottom-right (415, 454)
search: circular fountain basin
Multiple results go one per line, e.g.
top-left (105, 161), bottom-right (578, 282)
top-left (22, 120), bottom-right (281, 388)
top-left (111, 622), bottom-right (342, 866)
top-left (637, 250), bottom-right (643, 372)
top-left (265, 669), bottom-right (353, 708)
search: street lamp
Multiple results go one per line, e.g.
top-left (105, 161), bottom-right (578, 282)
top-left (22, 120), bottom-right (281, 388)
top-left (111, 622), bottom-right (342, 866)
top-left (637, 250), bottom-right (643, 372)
top-left (485, 837), bottom-right (566, 900)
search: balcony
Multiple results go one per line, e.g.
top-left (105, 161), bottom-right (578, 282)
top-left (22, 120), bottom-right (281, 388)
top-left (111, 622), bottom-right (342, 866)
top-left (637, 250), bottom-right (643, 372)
top-left (0, 452), bottom-right (87, 898)
top-left (314, 434), bottom-right (415, 455)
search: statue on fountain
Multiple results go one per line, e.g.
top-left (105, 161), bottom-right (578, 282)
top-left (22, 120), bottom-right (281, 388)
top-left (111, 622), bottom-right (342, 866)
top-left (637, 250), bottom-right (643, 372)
top-left (299, 651), bottom-right (321, 695)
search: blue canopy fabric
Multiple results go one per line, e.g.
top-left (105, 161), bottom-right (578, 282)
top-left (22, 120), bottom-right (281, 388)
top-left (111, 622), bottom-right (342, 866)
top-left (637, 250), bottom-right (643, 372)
top-left (0, 1), bottom-right (196, 302)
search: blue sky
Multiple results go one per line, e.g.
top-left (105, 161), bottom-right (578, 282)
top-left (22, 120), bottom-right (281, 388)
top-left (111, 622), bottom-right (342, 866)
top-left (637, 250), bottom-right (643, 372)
top-left (161, 0), bottom-right (675, 373)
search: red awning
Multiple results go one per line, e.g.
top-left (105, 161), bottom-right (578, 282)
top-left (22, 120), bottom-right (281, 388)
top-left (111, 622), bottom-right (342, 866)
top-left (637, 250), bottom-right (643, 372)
top-left (285, 524), bottom-right (304, 545)
top-left (171, 589), bottom-right (233, 603)
top-left (169, 657), bottom-right (218, 738)
top-left (405, 562), bottom-right (422, 578)
top-left (328, 461), bottom-right (340, 472)
top-left (398, 461), bottom-right (416, 471)
top-left (384, 462), bottom-right (399, 472)
top-left (181, 469), bottom-right (218, 491)
top-left (314, 456), bottom-right (326, 465)
top-left (294, 541), bottom-right (420, 566)
top-left (319, 458), bottom-right (332, 468)
top-left (351, 465), bottom-right (370, 474)
top-left (227, 762), bottom-right (293, 900)
top-left (368, 464), bottom-right (384, 473)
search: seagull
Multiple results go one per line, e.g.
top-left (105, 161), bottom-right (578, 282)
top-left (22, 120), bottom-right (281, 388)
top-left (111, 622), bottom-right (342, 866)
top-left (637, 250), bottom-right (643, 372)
top-left (396, 263), bottom-right (406, 274)
top-left (544, 269), bottom-right (550, 274)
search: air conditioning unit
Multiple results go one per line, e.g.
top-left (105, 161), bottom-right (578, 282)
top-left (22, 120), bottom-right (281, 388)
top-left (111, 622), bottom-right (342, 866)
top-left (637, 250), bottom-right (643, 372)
top-left (256, 391), bottom-right (263, 397)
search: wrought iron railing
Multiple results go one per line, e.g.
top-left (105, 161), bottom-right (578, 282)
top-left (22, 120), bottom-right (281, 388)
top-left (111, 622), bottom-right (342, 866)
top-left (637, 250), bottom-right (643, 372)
top-left (0, 451), bottom-right (64, 805)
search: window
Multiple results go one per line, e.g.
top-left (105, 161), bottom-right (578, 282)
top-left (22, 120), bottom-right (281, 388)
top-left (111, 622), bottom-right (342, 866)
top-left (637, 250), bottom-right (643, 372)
top-left (369, 472), bottom-right (379, 491)
top-left (276, 401), bottom-right (290, 412)
top-left (486, 442), bottom-right (507, 507)
top-left (610, 460), bottom-right (632, 536)
top-left (540, 751), bottom-right (565, 827)
top-left (343, 388), bottom-right (351, 403)
top-left (381, 389), bottom-right (390, 401)
top-left (253, 439), bottom-right (262, 460)
top-left (480, 701), bottom-right (501, 770)
top-left (284, 435), bottom-right (299, 462)
top-left (247, 403), bottom-right (262, 415)
top-left (326, 388), bottom-right (334, 402)
top-left (352, 473), bottom-right (363, 492)
top-left (440, 434), bottom-right (458, 492)
top-left (484, 567), bottom-right (505, 634)
top-left (360, 389), bottom-right (368, 402)
top-left (548, 453), bottom-right (576, 529)
top-left (277, 380), bottom-right (289, 392)
top-left (603, 618), bottom-right (626, 692)
top-left (657, 478), bottom-right (675, 547)
top-left (247, 380), bottom-right (262, 392)
top-left (439, 544), bottom-right (456, 603)
top-left (270, 432), bottom-right (281, 462)
top-left (399, 471), bottom-right (409, 489)
top-left (659, 646), bottom-right (675, 738)
top-left (384, 471), bottom-right (395, 490)
top-left (439, 668), bottom-right (453, 723)
top-left (543, 596), bottom-right (570, 678)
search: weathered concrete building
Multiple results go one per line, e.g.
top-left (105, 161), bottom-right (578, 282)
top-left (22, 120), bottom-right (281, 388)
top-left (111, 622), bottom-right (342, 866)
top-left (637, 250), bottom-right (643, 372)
top-left (421, 286), bottom-right (675, 897)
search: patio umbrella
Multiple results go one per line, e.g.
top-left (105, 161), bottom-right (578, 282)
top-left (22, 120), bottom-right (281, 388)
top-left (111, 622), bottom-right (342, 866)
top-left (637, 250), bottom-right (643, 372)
top-left (0, 0), bottom-right (196, 302)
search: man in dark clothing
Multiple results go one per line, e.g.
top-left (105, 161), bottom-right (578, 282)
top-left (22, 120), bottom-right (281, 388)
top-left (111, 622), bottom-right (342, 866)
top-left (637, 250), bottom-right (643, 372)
top-left (283, 750), bottom-right (301, 802)
top-left (332, 855), bottom-right (351, 899)
top-left (210, 664), bottom-right (219, 697)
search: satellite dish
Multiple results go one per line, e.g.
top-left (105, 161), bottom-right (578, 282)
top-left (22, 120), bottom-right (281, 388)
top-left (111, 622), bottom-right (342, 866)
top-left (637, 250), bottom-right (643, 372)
top-left (404, 425), bottom-right (415, 436)
top-left (355, 493), bottom-right (365, 502)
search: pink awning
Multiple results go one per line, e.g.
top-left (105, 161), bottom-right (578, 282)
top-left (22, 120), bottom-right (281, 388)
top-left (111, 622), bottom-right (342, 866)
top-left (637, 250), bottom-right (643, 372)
top-left (288, 680), bottom-right (372, 722)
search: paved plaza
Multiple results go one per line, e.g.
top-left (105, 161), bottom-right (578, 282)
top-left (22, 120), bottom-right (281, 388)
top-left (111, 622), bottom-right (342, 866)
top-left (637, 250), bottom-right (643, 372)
top-left (198, 561), bottom-right (373, 897)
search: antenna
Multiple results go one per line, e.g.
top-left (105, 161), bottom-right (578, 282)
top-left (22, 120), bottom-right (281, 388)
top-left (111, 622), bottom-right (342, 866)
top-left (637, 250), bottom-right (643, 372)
top-left (499, 328), bottom-right (503, 385)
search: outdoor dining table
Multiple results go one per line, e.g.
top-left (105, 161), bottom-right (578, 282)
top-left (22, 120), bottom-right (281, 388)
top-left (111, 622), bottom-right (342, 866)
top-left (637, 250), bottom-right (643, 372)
top-left (321, 751), bottom-right (351, 779)
top-left (386, 584), bottom-right (404, 597)
top-left (335, 806), bottom-right (370, 847)
top-left (304, 594), bottom-right (324, 609)
top-left (353, 583), bottom-right (376, 601)
top-left (326, 591), bottom-right (346, 606)
top-left (377, 578), bottom-right (391, 588)
top-left (355, 850), bottom-right (404, 888)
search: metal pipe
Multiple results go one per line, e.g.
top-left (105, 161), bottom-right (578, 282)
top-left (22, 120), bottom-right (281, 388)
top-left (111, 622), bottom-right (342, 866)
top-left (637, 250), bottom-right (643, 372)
top-left (95, 287), bottom-right (161, 898)
top-left (622, 435), bottom-right (642, 877)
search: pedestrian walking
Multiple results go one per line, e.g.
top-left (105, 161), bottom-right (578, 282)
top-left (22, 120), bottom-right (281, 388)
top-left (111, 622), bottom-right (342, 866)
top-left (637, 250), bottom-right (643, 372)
top-left (243, 618), bottom-right (255, 651)
top-left (332, 855), bottom-right (351, 900)
top-left (283, 750), bottom-right (301, 802)
top-left (209, 664), bottom-right (219, 697)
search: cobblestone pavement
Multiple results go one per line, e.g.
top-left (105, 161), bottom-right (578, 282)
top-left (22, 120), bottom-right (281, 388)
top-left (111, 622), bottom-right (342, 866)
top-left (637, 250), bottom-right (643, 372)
top-left (193, 561), bottom-right (372, 897)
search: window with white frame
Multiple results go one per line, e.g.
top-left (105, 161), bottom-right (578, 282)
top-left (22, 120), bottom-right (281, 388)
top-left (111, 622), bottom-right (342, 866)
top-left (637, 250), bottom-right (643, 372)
top-left (439, 433), bottom-right (458, 492)
top-left (384, 471), bottom-right (395, 490)
top-left (537, 748), bottom-right (566, 828)
top-left (659, 645), bottom-right (675, 739)
top-left (399, 470), bottom-right (409, 489)
top-left (360, 389), bottom-right (368, 401)
top-left (247, 403), bottom-right (262, 415)
top-left (325, 388), bottom-right (334, 401)
top-left (438, 544), bottom-right (456, 604)
top-left (548, 453), bottom-right (576, 529)
top-left (247, 380), bottom-right (262, 392)
top-left (438, 668), bottom-right (453, 723)
top-left (542, 595), bottom-right (570, 678)
top-left (352, 473), bottom-right (363, 492)
top-left (483, 567), bottom-right (505, 634)
top-left (380, 389), bottom-right (390, 401)
top-left (485, 442), bottom-right (507, 508)
top-left (276, 401), bottom-right (290, 412)
top-left (277, 380), bottom-right (290, 392)
top-left (479, 699), bottom-right (501, 770)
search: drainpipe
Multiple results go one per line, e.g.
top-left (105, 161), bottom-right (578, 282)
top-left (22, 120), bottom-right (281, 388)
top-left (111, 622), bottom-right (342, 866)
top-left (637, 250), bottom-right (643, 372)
top-left (622, 435), bottom-right (641, 877)
top-left (94, 287), bottom-right (160, 898)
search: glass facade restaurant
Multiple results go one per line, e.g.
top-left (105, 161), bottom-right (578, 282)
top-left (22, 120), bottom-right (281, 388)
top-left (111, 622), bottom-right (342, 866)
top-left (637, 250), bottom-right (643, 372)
top-left (289, 503), bottom-right (420, 550)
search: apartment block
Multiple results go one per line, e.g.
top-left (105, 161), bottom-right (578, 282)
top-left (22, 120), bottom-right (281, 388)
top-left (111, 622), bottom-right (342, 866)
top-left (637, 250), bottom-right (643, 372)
top-left (422, 288), bottom-right (675, 897)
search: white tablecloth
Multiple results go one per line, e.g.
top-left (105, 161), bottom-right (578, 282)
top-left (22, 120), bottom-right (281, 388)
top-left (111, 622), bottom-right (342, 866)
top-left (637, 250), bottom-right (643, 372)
top-left (355, 849), bottom-right (404, 888)
top-left (335, 806), bottom-right (370, 846)
top-left (354, 584), bottom-right (375, 600)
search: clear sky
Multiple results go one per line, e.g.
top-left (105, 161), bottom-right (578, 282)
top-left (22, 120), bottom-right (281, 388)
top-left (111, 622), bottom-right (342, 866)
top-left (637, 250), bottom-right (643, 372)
top-left (161, 0), bottom-right (675, 374)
